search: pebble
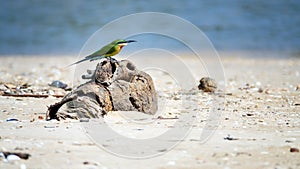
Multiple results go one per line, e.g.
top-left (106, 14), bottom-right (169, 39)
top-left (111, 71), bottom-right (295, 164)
top-left (296, 84), bottom-right (300, 91)
top-left (48, 90), bottom-right (55, 95)
top-left (224, 135), bottom-right (239, 141)
top-left (198, 77), bottom-right (217, 92)
top-left (7, 154), bottom-right (21, 161)
top-left (86, 69), bottom-right (94, 74)
top-left (172, 96), bottom-right (181, 100)
top-left (38, 116), bottom-right (44, 120)
top-left (246, 113), bottom-right (254, 117)
top-left (4, 89), bottom-right (12, 94)
top-left (6, 118), bottom-right (19, 122)
top-left (133, 128), bottom-right (144, 131)
top-left (290, 147), bottom-right (299, 153)
top-left (44, 125), bottom-right (56, 128)
top-left (83, 161), bottom-right (99, 166)
top-left (0, 152), bottom-right (4, 158)
top-left (79, 118), bottom-right (89, 122)
top-left (49, 80), bottom-right (68, 89)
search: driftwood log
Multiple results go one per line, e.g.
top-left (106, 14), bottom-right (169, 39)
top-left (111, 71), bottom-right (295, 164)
top-left (46, 59), bottom-right (157, 120)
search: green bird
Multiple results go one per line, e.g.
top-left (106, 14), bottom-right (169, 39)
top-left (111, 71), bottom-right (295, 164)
top-left (70, 39), bottom-right (136, 66)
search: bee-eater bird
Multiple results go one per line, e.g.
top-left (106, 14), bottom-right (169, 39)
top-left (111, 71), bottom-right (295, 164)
top-left (70, 39), bottom-right (136, 66)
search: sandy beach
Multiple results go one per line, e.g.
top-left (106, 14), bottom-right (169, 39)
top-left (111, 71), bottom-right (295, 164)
top-left (0, 53), bottom-right (299, 169)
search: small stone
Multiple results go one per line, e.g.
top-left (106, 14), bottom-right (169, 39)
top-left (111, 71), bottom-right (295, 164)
top-left (172, 96), bottom-right (181, 100)
top-left (290, 147), bottom-right (299, 153)
top-left (49, 80), bottom-right (68, 89)
top-left (14, 147), bottom-right (24, 151)
top-left (224, 134), bottom-right (239, 141)
top-left (4, 89), bottom-right (12, 94)
top-left (296, 84), bottom-right (300, 91)
top-left (6, 118), bottom-right (19, 122)
top-left (83, 161), bottom-right (98, 166)
top-left (38, 116), bottom-right (44, 120)
top-left (86, 69), bottom-right (94, 74)
top-left (246, 113), bottom-right (254, 117)
top-left (198, 77), bottom-right (217, 92)
top-left (7, 154), bottom-right (21, 161)
top-left (48, 90), bottom-right (55, 95)
top-left (0, 152), bottom-right (4, 158)
top-left (79, 118), bottom-right (89, 122)
top-left (265, 89), bottom-right (271, 94)
top-left (44, 125), bottom-right (56, 128)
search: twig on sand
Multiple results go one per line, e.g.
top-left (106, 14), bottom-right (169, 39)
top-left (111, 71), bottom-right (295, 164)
top-left (1, 93), bottom-right (64, 98)
top-left (157, 116), bottom-right (179, 120)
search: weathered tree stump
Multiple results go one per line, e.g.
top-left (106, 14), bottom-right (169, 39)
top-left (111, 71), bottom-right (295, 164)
top-left (46, 59), bottom-right (157, 120)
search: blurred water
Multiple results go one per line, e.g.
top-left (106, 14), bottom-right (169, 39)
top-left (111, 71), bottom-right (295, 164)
top-left (0, 0), bottom-right (299, 56)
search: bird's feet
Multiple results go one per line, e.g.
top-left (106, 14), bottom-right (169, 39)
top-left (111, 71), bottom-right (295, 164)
top-left (108, 57), bottom-right (118, 64)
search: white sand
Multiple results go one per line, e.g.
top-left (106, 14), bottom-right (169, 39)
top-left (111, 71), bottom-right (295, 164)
top-left (0, 53), bottom-right (299, 168)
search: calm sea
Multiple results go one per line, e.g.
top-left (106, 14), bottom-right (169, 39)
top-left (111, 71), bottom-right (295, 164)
top-left (0, 0), bottom-right (299, 57)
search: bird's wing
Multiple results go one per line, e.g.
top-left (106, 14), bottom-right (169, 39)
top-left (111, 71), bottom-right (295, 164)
top-left (85, 43), bottom-right (115, 59)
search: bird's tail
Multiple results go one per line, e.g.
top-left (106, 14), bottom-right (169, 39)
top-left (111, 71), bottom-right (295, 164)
top-left (67, 55), bottom-right (107, 67)
top-left (67, 57), bottom-right (90, 67)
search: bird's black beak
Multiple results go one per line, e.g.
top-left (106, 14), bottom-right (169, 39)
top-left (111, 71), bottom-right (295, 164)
top-left (126, 40), bottom-right (137, 43)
